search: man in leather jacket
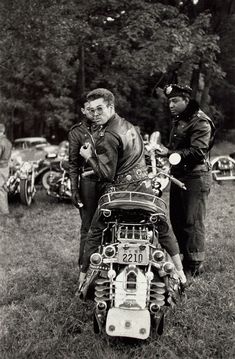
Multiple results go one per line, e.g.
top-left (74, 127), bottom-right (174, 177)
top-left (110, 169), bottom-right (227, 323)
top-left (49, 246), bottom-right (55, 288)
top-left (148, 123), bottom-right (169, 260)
top-left (0, 123), bottom-right (12, 215)
top-left (78, 88), bottom-right (187, 286)
top-left (156, 84), bottom-right (215, 276)
top-left (68, 98), bottom-right (103, 267)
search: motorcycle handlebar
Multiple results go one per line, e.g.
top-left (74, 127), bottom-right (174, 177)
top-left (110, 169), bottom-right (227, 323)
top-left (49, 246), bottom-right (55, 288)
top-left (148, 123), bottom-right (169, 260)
top-left (155, 171), bottom-right (186, 190)
top-left (168, 175), bottom-right (187, 190)
top-left (80, 170), bottom-right (187, 190)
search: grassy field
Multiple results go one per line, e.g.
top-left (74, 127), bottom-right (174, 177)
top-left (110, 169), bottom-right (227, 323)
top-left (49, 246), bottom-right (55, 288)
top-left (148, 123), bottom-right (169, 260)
top-left (0, 179), bottom-right (235, 358)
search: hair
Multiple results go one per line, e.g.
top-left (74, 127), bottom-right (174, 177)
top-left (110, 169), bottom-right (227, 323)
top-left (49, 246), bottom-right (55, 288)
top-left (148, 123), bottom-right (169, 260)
top-left (87, 88), bottom-right (115, 106)
top-left (0, 123), bottom-right (6, 133)
top-left (77, 92), bottom-right (89, 108)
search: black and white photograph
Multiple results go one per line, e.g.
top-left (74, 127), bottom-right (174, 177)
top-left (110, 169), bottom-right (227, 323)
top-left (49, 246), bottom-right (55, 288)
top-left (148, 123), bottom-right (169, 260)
top-left (0, 1), bottom-right (234, 358)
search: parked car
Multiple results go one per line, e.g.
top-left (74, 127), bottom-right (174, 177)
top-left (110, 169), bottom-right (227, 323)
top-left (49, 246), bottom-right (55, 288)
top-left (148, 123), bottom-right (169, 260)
top-left (10, 137), bottom-right (59, 183)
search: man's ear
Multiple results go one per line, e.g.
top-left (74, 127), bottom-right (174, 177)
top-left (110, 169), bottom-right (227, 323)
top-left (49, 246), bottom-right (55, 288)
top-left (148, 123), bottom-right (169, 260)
top-left (81, 108), bottom-right (85, 114)
top-left (185, 97), bottom-right (190, 105)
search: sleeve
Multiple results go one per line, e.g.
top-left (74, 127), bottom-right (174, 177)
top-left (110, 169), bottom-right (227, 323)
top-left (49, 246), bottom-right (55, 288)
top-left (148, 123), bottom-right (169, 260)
top-left (88, 132), bottom-right (120, 181)
top-left (68, 130), bottom-right (84, 190)
top-left (170, 119), bottom-right (211, 165)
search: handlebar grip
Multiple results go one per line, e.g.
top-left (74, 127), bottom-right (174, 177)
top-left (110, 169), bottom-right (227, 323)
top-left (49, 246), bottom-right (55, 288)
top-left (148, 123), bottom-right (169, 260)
top-left (81, 170), bottom-right (95, 177)
top-left (170, 176), bottom-right (187, 190)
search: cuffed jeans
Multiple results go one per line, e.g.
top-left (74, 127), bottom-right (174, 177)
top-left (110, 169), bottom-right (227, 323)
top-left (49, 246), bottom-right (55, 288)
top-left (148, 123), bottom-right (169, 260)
top-left (169, 171), bottom-right (212, 265)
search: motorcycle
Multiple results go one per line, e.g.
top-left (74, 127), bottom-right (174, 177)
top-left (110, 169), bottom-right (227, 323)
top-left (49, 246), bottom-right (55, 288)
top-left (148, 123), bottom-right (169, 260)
top-left (144, 132), bottom-right (171, 194)
top-left (78, 154), bottom-right (186, 340)
top-left (42, 153), bottom-right (72, 200)
top-left (211, 153), bottom-right (235, 182)
top-left (7, 157), bottom-right (40, 206)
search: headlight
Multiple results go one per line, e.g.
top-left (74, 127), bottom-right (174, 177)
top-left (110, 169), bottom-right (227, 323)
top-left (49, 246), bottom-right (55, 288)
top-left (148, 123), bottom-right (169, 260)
top-left (11, 155), bottom-right (23, 169)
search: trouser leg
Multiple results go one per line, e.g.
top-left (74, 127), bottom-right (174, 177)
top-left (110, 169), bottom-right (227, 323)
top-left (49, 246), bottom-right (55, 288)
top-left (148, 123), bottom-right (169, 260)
top-left (0, 167), bottom-right (9, 214)
top-left (170, 172), bottom-right (211, 268)
top-left (78, 178), bottom-right (99, 266)
top-left (81, 208), bottom-right (105, 272)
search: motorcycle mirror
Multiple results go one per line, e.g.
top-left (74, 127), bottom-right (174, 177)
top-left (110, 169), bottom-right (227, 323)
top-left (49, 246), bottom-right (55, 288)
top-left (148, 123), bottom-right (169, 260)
top-left (169, 153), bottom-right (181, 165)
top-left (150, 131), bottom-right (161, 145)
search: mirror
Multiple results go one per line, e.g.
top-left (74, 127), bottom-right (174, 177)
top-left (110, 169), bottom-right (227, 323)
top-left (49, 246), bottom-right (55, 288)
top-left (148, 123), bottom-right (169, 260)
top-left (169, 153), bottom-right (181, 165)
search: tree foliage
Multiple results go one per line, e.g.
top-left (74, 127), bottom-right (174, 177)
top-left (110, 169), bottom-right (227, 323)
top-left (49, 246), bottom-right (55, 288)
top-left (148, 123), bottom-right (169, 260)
top-left (0, 0), bottom-right (233, 141)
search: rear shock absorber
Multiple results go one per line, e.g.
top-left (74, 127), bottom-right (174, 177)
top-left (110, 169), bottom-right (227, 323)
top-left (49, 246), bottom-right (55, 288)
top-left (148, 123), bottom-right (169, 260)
top-left (94, 277), bottom-right (112, 303)
top-left (149, 281), bottom-right (166, 308)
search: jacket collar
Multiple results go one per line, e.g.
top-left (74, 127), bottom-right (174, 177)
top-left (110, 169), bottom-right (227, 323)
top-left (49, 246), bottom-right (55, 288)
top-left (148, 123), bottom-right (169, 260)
top-left (173, 99), bottom-right (199, 122)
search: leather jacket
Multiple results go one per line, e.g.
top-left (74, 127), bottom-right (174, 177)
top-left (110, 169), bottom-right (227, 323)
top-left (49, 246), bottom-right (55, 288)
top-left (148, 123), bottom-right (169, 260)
top-left (88, 113), bottom-right (146, 183)
top-left (168, 100), bottom-right (215, 175)
top-left (0, 135), bottom-right (12, 168)
top-left (68, 119), bottom-right (100, 190)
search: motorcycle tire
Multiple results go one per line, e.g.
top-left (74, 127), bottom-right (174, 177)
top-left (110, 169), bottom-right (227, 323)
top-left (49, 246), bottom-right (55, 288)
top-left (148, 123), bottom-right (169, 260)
top-left (20, 178), bottom-right (33, 206)
top-left (42, 170), bottom-right (59, 190)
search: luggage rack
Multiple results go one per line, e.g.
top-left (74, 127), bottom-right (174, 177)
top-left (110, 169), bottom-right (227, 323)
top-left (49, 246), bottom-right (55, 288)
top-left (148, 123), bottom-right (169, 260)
top-left (98, 191), bottom-right (167, 214)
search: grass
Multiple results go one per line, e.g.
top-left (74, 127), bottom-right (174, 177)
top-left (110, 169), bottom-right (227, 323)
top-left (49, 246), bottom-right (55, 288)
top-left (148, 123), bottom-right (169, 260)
top-left (1, 170), bottom-right (235, 358)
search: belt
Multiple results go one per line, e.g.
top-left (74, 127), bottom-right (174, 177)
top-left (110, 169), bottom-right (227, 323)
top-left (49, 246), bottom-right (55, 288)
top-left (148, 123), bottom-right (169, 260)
top-left (172, 162), bottom-right (211, 176)
top-left (191, 162), bottom-right (211, 172)
top-left (114, 167), bottom-right (148, 185)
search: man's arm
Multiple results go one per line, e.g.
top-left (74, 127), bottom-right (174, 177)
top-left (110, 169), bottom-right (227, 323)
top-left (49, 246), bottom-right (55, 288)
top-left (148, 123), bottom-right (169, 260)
top-left (68, 130), bottom-right (84, 190)
top-left (80, 133), bottom-right (119, 181)
top-left (173, 119), bottom-right (211, 165)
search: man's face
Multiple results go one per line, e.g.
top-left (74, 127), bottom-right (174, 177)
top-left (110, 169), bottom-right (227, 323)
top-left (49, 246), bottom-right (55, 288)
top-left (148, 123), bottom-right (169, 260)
top-left (168, 96), bottom-right (189, 116)
top-left (81, 102), bottom-right (94, 121)
top-left (88, 98), bottom-right (114, 125)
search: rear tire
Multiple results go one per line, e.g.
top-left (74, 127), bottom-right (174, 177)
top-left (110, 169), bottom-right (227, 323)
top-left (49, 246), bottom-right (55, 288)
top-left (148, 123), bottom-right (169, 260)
top-left (42, 170), bottom-right (58, 190)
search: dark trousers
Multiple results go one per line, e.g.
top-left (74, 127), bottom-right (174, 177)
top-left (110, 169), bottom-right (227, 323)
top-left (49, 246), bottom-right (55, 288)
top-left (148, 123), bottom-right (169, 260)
top-left (78, 176), bottom-right (101, 266)
top-left (169, 171), bottom-right (212, 265)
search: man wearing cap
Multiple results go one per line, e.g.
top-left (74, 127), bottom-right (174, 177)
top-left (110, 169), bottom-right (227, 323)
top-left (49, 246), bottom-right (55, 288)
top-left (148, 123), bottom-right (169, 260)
top-left (0, 123), bottom-right (12, 215)
top-left (156, 84), bottom-right (215, 276)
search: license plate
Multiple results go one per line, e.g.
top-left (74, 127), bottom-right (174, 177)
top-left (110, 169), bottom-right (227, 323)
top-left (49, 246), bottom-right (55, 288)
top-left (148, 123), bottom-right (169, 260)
top-left (117, 245), bottom-right (148, 265)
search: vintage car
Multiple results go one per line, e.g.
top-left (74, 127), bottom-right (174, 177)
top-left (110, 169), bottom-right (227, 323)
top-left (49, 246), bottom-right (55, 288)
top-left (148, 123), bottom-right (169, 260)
top-left (10, 137), bottom-right (59, 182)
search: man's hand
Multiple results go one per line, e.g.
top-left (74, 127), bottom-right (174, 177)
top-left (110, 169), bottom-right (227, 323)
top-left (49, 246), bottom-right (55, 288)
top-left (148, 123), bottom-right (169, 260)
top-left (80, 143), bottom-right (92, 161)
top-left (155, 144), bottom-right (169, 157)
top-left (71, 189), bottom-right (83, 209)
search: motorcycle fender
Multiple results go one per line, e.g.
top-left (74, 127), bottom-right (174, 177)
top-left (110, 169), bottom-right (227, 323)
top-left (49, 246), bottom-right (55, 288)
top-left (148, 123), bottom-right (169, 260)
top-left (106, 308), bottom-right (150, 340)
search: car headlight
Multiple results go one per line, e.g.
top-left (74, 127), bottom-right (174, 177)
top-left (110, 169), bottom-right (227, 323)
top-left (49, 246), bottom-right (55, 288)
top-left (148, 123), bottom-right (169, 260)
top-left (11, 155), bottom-right (23, 169)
